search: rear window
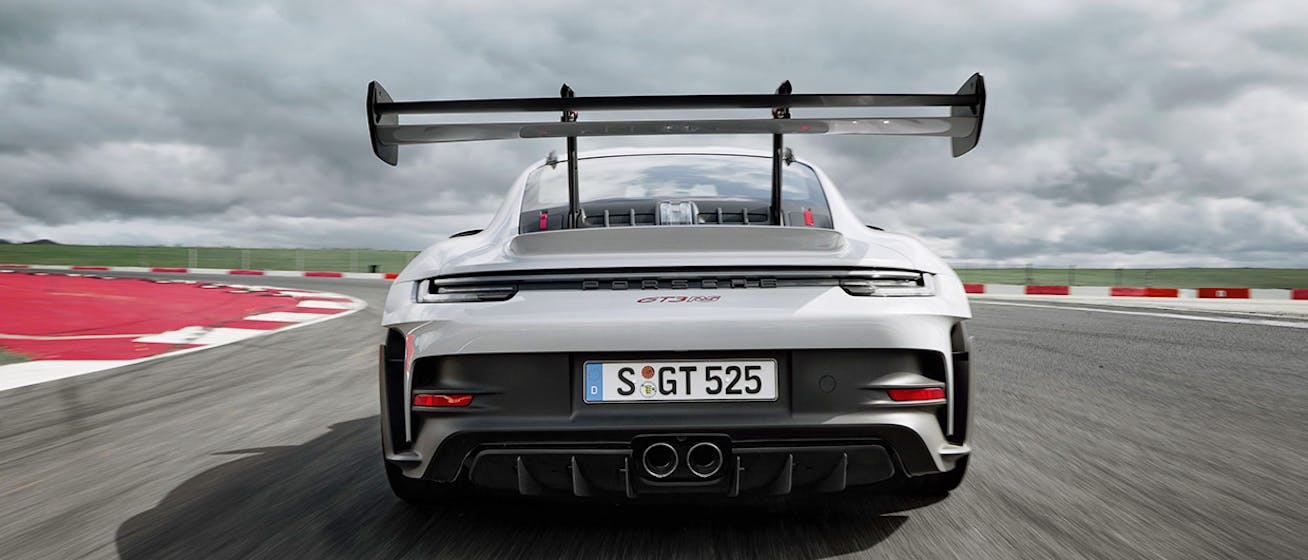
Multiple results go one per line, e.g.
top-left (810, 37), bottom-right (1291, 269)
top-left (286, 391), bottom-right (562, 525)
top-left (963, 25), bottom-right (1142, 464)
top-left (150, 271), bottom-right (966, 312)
top-left (520, 154), bottom-right (832, 232)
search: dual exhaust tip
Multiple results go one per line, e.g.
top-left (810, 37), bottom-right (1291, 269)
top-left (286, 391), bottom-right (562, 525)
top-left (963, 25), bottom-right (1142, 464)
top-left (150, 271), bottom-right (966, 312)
top-left (641, 441), bottom-right (724, 479)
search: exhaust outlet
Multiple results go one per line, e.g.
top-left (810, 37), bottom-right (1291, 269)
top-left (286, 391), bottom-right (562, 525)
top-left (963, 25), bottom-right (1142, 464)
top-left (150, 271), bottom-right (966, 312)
top-left (641, 442), bottom-right (678, 479)
top-left (686, 442), bottom-right (724, 478)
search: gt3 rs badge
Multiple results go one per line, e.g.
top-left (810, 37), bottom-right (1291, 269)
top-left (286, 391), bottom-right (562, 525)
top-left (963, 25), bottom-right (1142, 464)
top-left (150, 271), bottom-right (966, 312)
top-left (636, 295), bottom-right (721, 303)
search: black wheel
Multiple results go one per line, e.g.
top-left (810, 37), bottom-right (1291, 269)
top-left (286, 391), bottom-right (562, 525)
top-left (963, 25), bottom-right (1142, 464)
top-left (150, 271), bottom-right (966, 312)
top-left (898, 456), bottom-right (968, 496)
top-left (384, 460), bottom-right (457, 504)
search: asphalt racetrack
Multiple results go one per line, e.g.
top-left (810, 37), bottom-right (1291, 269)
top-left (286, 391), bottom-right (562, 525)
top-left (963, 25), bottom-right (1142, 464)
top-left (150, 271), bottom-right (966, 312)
top-left (1, 273), bottom-right (1304, 559)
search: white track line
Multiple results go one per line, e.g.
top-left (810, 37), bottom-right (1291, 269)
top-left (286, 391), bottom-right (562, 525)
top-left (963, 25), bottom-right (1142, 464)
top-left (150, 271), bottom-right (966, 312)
top-left (0, 361), bottom-right (141, 390)
top-left (242, 311), bottom-right (335, 323)
top-left (974, 300), bottom-right (1308, 330)
top-left (132, 327), bottom-right (269, 345)
top-left (272, 290), bottom-right (354, 300)
top-left (296, 300), bottom-right (354, 310)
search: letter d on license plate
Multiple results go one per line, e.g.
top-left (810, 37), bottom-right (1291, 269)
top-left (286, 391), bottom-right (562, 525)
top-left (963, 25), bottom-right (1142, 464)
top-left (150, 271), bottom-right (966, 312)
top-left (583, 359), bottom-right (777, 403)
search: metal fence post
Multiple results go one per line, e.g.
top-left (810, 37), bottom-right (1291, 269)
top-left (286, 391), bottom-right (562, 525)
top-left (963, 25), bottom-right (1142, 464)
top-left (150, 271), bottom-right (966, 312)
top-left (296, 250), bottom-right (304, 271)
top-left (1068, 265), bottom-right (1075, 286)
top-left (241, 249), bottom-right (250, 270)
top-left (189, 248), bottom-right (197, 269)
top-left (1024, 263), bottom-right (1033, 285)
top-left (350, 250), bottom-right (358, 273)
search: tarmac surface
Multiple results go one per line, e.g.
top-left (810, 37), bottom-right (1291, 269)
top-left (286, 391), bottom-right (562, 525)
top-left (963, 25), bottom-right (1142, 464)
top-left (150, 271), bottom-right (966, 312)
top-left (1, 274), bottom-right (1304, 559)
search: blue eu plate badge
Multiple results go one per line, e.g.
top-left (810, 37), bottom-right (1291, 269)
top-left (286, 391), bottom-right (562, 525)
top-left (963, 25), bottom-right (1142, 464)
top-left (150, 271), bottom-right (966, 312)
top-left (585, 363), bottom-right (604, 402)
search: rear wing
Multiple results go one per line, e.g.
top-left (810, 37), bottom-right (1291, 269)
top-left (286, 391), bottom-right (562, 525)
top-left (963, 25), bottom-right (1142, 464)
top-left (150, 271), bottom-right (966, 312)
top-left (366, 74), bottom-right (985, 227)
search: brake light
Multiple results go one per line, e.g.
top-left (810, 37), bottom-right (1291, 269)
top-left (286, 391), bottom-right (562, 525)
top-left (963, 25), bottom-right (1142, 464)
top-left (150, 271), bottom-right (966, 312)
top-left (418, 282), bottom-right (517, 303)
top-left (413, 394), bottom-right (473, 407)
top-left (840, 273), bottom-right (935, 297)
top-left (887, 387), bottom-right (945, 401)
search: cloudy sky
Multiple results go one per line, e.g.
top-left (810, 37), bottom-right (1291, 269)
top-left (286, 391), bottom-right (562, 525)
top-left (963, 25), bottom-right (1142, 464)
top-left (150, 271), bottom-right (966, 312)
top-left (2, 0), bottom-right (1306, 267)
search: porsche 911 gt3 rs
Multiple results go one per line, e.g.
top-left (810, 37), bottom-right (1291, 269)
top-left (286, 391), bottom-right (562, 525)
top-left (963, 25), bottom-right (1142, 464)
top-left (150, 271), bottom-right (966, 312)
top-left (366, 75), bottom-right (985, 501)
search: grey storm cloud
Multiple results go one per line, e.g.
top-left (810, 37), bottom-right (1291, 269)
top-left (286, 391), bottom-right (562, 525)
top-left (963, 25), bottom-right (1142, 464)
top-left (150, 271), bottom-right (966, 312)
top-left (1, 0), bottom-right (1306, 265)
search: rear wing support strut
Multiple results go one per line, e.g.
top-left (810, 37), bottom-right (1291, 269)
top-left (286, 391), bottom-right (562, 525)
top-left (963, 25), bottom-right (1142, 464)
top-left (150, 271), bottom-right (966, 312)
top-left (771, 80), bottom-right (792, 226)
top-left (366, 74), bottom-right (986, 229)
top-left (560, 84), bottom-right (581, 228)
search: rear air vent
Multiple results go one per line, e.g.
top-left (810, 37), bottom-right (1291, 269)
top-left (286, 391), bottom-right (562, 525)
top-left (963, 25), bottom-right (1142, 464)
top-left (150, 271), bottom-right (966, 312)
top-left (581, 209), bottom-right (657, 227)
top-left (531, 205), bottom-right (781, 231)
top-left (574, 206), bottom-right (772, 227)
top-left (696, 207), bottom-right (771, 225)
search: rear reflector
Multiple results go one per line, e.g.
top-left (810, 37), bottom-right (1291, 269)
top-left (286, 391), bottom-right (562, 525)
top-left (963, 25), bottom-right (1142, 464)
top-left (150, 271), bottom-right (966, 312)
top-left (887, 387), bottom-right (945, 401)
top-left (413, 394), bottom-right (473, 407)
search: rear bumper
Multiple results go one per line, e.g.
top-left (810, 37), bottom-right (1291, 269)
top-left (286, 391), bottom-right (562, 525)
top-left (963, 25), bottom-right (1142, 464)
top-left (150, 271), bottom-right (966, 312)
top-left (380, 347), bottom-right (972, 496)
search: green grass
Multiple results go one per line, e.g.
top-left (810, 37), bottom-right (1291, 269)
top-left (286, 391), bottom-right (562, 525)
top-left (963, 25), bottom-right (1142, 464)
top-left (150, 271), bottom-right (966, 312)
top-left (956, 268), bottom-right (1308, 289)
top-left (0, 244), bottom-right (420, 274)
top-left (0, 348), bottom-right (30, 366)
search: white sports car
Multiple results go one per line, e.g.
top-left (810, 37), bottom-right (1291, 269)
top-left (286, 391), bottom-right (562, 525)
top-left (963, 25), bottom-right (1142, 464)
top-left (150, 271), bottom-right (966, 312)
top-left (367, 75), bottom-right (985, 501)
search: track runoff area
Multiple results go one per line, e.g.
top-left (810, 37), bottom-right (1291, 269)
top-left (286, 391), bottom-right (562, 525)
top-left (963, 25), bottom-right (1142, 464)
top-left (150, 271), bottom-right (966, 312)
top-left (0, 269), bottom-right (365, 391)
top-left (0, 266), bottom-right (1305, 558)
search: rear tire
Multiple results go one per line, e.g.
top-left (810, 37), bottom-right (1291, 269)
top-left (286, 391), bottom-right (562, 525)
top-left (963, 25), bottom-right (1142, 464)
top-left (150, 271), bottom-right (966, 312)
top-left (384, 460), bottom-right (457, 505)
top-left (898, 456), bottom-right (968, 496)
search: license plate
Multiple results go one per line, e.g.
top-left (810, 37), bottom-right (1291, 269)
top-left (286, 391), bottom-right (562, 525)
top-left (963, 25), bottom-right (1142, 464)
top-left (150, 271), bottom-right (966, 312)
top-left (583, 360), bottom-right (777, 403)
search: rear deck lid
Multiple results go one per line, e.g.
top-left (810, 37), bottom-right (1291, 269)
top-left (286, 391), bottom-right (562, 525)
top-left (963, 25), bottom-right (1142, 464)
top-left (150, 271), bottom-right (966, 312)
top-left (508, 226), bottom-right (845, 256)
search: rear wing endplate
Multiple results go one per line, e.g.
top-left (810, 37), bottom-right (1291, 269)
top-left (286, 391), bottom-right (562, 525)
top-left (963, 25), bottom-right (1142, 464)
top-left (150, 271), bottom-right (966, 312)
top-left (366, 74), bottom-right (985, 226)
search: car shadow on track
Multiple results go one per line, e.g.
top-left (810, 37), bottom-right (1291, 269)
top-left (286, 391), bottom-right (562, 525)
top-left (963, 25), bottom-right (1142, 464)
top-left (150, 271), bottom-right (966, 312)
top-left (116, 417), bottom-right (941, 559)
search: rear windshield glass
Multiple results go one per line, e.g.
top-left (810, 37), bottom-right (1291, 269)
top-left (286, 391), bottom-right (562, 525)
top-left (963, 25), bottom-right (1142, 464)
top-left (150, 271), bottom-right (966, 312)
top-left (520, 154), bottom-right (832, 231)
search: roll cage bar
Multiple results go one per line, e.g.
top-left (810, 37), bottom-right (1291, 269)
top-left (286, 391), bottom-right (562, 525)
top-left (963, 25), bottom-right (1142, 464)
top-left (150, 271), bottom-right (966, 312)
top-left (366, 74), bottom-right (985, 228)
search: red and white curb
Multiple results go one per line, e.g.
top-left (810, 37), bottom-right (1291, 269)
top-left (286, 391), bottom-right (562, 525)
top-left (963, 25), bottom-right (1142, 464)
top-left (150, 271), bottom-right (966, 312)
top-left (0, 263), bottom-right (399, 280)
top-left (0, 277), bottom-right (366, 393)
top-left (963, 284), bottom-right (1308, 300)
top-left (130, 298), bottom-right (360, 346)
